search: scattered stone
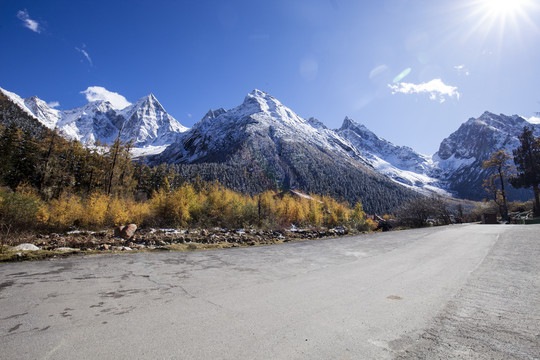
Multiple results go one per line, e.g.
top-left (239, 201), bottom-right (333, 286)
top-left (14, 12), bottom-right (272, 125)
top-left (13, 243), bottom-right (40, 251)
top-left (120, 224), bottom-right (137, 240)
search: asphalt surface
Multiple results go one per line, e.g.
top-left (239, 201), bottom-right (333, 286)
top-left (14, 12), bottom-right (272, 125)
top-left (1, 224), bottom-right (539, 359)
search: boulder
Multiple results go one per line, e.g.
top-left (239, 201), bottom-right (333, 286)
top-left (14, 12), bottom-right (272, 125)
top-left (120, 224), bottom-right (137, 240)
top-left (13, 243), bottom-right (40, 251)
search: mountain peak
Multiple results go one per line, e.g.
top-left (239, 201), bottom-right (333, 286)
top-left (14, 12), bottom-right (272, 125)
top-left (340, 116), bottom-right (357, 130)
top-left (248, 89), bottom-right (270, 98)
top-left (202, 108), bottom-right (227, 122)
top-left (138, 93), bottom-right (159, 103)
top-left (243, 89), bottom-right (277, 104)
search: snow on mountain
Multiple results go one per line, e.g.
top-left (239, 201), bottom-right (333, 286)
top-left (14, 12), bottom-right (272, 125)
top-left (23, 96), bottom-right (61, 130)
top-left (58, 100), bottom-right (119, 144)
top-left (118, 94), bottom-right (188, 146)
top-left (0, 87), bottom-right (51, 125)
top-left (0, 86), bottom-right (188, 152)
top-left (155, 89), bottom-right (417, 214)
top-left (337, 116), bottom-right (448, 195)
top-left (433, 111), bottom-right (540, 200)
top-left (434, 111), bottom-right (539, 174)
top-left (160, 89), bottom-right (363, 164)
top-left (4, 85), bottom-right (539, 202)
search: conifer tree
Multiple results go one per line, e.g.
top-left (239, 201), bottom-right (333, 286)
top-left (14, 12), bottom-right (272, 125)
top-left (510, 127), bottom-right (540, 216)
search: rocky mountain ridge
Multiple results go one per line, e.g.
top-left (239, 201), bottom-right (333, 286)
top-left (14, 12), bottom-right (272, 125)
top-left (0, 87), bottom-right (188, 150)
top-left (1, 85), bottom-right (539, 204)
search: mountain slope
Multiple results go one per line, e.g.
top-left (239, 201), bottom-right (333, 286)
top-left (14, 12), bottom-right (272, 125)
top-left (433, 111), bottom-right (540, 200)
top-left (156, 90), bottom-right (417, 213)
top-left (0, 86), bottom-right (188, 150)
top-left (337, 117), bottom-right (447, 195)
top-left (0, 88), bottom-right (49, 137)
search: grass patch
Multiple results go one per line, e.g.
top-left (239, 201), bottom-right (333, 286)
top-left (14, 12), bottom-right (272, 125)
top-left (0, 249), bottom-right (86, 262)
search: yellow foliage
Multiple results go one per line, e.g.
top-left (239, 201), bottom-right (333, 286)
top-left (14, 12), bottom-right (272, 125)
top-left (105, 197), bottom-right (130, 226)
top-left (83, 192), bottom-right (110, 227)
top-left (47, 193), bottom-right (84, 228)
top-left (150, 184), bottom-right (198, 226)
top-left (125, 200), bottom-right (151, 225)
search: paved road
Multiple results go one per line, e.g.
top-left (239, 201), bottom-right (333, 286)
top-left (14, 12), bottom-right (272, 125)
top-left (1, 224), bottom-right (539, 359)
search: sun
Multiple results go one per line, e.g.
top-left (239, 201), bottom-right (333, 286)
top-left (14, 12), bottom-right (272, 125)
top-left (460, 0), bottom-right (539, 40)
top-left (479, 0), bottom-right (530, 18)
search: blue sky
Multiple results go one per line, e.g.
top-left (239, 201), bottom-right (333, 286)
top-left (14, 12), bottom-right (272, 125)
top-left (1, 0), bottom-right (540, 154)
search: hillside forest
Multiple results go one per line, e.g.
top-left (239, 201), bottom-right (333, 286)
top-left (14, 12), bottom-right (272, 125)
top-left (0, 122), bottom-right (538, 240)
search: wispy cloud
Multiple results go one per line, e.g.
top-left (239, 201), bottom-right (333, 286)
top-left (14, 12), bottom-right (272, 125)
top-left (47, 101), bottom-right (60, 108)
top-left (17, 9), bottom-right (40, 33)
top-left (81, 86), bottom-right (131, 110)
top-left (388, 78), bottom-right (460, 103)
top-left (76, 46), bottom-right (93, 66)
top-left (454, 64), bottom-right (470, 76)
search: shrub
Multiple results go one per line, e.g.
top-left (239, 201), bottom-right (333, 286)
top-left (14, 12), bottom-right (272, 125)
top-left (0, 186), bottom-right (45, 232)
top-left (46, 193), bottom-right (84, 229)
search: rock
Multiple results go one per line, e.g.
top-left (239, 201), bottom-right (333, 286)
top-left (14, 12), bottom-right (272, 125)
top-left (102, 244), bottom-right (110, 250)
top-left (120, 224), bottom-right (137, 240)
top-left (13, 243), bottom-right (40, 251)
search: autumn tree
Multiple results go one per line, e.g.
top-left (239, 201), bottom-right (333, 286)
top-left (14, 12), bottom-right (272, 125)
top-left (482, 149), bottom-right (513, 220)
top-left (510, 127), bottom-right (540, 216)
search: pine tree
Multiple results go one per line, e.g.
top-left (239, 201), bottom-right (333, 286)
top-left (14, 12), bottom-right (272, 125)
top-left (510, 127), bottom-right (540, 216)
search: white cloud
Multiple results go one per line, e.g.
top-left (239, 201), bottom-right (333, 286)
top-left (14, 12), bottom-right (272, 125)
top-left (76, 46), bottom-right (93, 66)
top-left (17, 9), bottom-right (40, 33)
top-left (388, 78), bottom-right (460, 103)
top-left (527, 116), bottom-right (540, 124)
top-left (81, 86), bottom-right (131, 110)
top-left (47, 101), bottom-right (60, 108)
top-left (187, 113), bottom-right (193, 118)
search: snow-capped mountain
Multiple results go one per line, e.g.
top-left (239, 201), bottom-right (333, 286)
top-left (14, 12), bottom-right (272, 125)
top-left (3, 85), bottom-right (539, 204)
top-left (58, 100), bottom-right (119, 144)
top-left (432, 111), bottom-right (540, 200)
top-left (0, 88), bottom-right (51, 137)
top-left (155, 89), bottom-right (417, 213)
top-left (23, 96), bottom-right (61, 130)
top-left (159, 89), bottom-right (363, 164)
top-left (337, 116), bottom-right (448, 195)
top-left (0, 86), bottom-right (188, 151)
top-left (118, 94), bottom-right (188, 146)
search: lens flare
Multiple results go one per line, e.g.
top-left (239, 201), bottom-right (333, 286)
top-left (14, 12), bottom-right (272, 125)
top-left (393, 68), bottom-right (411, 83)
